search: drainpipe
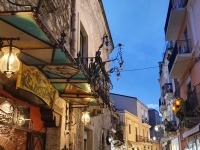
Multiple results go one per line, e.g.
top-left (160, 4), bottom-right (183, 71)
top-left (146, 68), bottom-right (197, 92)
top-left (70, 0), bottom-right (77, 58)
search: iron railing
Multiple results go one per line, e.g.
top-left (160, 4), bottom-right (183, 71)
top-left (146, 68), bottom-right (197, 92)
top-left (142, 118), bottom-right (149, 124)
top-left (168, 40), bottom-right (192, 74)
top-left (159, 98), bottom-right (166, 107)
top-left (162, 83), bottom-right (173, 96)
top-left (164, 0), bottom-right (188, 35)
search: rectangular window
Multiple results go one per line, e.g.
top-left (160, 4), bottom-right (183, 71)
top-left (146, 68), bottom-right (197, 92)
top-left (79, 22), bottom-right (88, 58)
top-left (80, 31), bottom-right (84, 57)
top-left (142, 109), bottom-right (144, 118)
top-left (129, 124), bottom-right (131, 134)
top-left (184, 27), bottom-right (188, 40)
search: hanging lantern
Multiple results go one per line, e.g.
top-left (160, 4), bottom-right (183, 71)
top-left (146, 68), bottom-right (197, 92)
top-left (81, 111), bottom-right (90, 124)
top-left (0, 46), bottom-right (20, 78)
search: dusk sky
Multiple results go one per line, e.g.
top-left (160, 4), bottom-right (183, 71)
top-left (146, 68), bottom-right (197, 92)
top-left (102, 0), bottom-right (169, 111)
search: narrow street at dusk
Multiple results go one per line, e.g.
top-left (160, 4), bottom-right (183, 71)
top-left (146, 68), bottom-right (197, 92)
top-left (0, 0), bottom-right (199, 150)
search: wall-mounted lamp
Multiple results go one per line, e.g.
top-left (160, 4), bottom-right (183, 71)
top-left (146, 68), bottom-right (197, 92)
top-left (67, 106), bottom-right (90, 126)
top-left (0, 99), bottom-right (30, 134)
top-left (81, 111), bottom-right (90, 124)
top-left (0, 37), bottom-right (20, 78)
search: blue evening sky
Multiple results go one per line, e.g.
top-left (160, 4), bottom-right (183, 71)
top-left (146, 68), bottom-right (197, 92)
top-left (102, 0), bottom-right (169, 111)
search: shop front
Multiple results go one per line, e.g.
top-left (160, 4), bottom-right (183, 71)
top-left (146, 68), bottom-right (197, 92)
top-left (0, 92), bottom-right (45, 150)
top-left (183, 124), bottom-right (200, 150)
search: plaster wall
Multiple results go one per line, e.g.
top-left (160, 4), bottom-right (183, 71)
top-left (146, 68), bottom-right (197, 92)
top-left (110, 94), bottom-right (138, 116)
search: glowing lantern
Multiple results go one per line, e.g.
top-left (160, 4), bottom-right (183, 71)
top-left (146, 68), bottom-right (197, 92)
top-left (172, 106), bottom-right (176, 111)
top-left (81, 111), bottom-right (90, 124)
top-left (175, 98), bottom-right (181, 106)
top-left (0, 46), bottom-right (20, 78)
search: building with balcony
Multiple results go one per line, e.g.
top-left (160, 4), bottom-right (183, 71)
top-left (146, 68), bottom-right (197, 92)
top-left (0, 0), bottom-right (119, 150)
top-left (164, 0), bottom-right (200, 150)
top-left (158, 40), bottom-right (180, 150)
top-left (148, 109), bottom-right (162, 140)
top-left (110, 93), bottom-right (152, 150)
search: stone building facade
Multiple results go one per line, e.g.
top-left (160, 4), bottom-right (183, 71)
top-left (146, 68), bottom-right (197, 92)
top-left (0, 0), bottom-right (116, 150)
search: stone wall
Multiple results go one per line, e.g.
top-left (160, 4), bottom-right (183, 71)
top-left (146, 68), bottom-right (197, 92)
top-left (70, 107), bottom-right (112, 150)
top-left (0, 0), bottom-right (71, 51)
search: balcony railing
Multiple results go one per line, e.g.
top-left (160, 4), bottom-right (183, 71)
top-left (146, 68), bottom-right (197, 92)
top-left (163, 83), bottom-right (173, 95)
top-left (168, 40), bottom-right (192, 75)
top-left (142, 117), bottom-right (149, 124)
top-left (164, 0), bottom-right (188, 35)
top-left (163, 119), bottom-right (178, 133)
top-left (159, 99), bottom-right (167, 112)
top-left (136, 135), bottom-right (144, 142)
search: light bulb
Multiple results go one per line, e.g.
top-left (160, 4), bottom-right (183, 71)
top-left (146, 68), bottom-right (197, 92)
top-left (153, 136), bottom-right (156, 140)
top-left (0, 47), bottom-right (20, 78)
top-left (17, 115), bottom-right (25, 126)
top-left (81, 112), bottom-right (90, 124)
top-left (175, 98), bottom-right (181, 106)
top-left (154, 126), bottom-right (159, 131)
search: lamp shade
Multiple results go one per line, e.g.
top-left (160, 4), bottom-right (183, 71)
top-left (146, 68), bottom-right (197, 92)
top-left (81, 111), bottom-right (90, 124)
top-left (0, 46), bottom-right (20, 78)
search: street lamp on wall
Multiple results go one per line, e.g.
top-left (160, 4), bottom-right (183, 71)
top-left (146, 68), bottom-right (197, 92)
top-left (81, 111), bottom-right (90, 124)
top-left (0, 37), bottom-right (21, 78)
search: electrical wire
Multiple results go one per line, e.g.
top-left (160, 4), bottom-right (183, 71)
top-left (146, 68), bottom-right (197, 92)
top-left (120, 56), bottom-right (197, 72)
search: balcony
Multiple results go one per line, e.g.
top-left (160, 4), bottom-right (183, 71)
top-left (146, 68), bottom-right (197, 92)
top-left (162, 83), bottom-right (173, 100)
top-left (163, 119), bottom-right (178, 133)
top-left (165, 0), bottom-right (188, 40)
top-left (159, 99), bottom-right (167, 112)
top-left (136, 135), bottom-right (144, 142)
top-left (142, 117), bottom-right (149, 124)
top-left (168, 40), bottom-right (192, 79)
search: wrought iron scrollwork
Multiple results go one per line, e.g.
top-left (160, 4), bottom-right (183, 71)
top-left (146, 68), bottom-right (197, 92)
top-left (76, 34), bottom-right (124, 106)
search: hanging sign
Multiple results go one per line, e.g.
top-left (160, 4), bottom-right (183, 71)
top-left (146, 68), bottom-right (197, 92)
top-left (16, 64), bottom-right (63, 114)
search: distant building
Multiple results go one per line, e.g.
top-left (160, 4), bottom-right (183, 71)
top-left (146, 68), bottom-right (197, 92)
top-left (148, 108), bottom-right (162, 140)
top-left (110, 93), bottom-right (152, 150)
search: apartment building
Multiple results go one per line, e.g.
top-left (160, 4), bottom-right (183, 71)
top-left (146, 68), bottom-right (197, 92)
top-left (164, 0), bottom-right (200, 149)
top-left (110, 93), bottom-right (152, 150)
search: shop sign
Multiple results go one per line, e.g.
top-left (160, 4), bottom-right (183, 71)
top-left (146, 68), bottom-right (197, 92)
top-left (16, 64), bottom-right (63, 114)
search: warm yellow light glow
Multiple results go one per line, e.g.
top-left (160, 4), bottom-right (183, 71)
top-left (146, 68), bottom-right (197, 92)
top-left (172, 106), bottom-right (176, 111)
top-left (17, 115), bottom-right (25, 126)
top-left (81, 111), bottom-right (90, 124)
top-left (0, 47), bottom-right (20, 78)
top-left (175, 98), bottom-right (181, 106)
top-left (153, 136), bottom-right (156, 140)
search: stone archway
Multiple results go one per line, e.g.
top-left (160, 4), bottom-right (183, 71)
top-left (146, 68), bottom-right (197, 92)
top-left (0, 136), bottom-right (15, 150)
